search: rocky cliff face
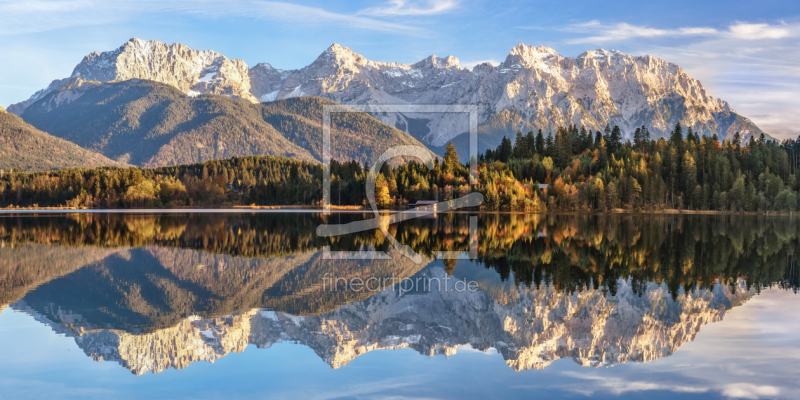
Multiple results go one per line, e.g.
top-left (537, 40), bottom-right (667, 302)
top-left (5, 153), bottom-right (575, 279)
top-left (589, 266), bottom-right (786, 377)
top-left (249, 43), bottom-right (762, 145)
top-left (9, 40), bottom-right (763, 145)
top-left (9, 38), bottom-right (257, 115)
top-left (14, 267), bottom-right (755, 375)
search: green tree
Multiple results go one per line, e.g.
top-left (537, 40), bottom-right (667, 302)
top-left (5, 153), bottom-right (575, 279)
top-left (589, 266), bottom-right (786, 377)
top-left (535, 130), bottom-right (545, 155)
top-left (443, 142), bottom-right (460, 175)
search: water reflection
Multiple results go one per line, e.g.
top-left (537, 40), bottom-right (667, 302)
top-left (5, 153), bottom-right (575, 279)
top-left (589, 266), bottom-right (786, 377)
top-left (12, 264), bottom-right (753, 375)
top-left (0, 213), bottom-right (798, 375)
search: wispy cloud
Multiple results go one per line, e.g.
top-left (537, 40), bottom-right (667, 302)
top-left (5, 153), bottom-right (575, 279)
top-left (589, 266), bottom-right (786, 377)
top-left (460, 59), bottom-right (499, 70)
top-left (0, 0), bottom-right (425, 36)
top-left (564, 20), bottom-right (799, 44)
top-left (357, 0), bottom-right (458, 17)
top-left (728, 23), bottom-right (793, 39)
top-left (564, 20), bottom-right (716, 43)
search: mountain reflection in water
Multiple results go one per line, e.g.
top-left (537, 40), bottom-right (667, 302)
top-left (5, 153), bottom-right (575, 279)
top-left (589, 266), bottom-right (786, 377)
top-left (0, 213), bottom-right (798, 375)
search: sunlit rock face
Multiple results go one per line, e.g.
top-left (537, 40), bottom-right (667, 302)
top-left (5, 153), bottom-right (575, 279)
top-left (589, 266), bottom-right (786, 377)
top-left (10, 40), bottom-right (761, 144)
top-left (9, 38), bottom-right (257, 114)
top-left (249, 43), bottom-right (761, 145)
top-left (13, 266), bottom-right (754, 374)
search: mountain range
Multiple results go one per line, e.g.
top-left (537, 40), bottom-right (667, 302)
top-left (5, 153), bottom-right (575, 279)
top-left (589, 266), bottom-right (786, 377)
top-left (17, 78), bottom-right (423, 167)
top-left (9, 38), bottom-right (764, 150)
top-left (2, 38), bottom-right (767, 170)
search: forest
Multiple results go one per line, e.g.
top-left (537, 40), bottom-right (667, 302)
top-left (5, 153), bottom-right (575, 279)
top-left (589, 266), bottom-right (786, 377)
top-left (1, 123), bottom-right (799, 213)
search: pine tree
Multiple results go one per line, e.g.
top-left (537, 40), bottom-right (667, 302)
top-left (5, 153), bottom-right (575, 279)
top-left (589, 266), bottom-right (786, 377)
top-left (670, 122), bottom-right (683, 148)
top-left (535, 129), bottom-right (545, 155)
top-left (580, 126), bottom-right (590, 151)
top-left (525, 130), bottom-right (536, 157)
top-left (443, 141), bottom-right (460, 175)
top-left (609, 125), bottom-right (622, 155)
top-left (498, 136), bottom-right (513, 162)
top-left (597, 138), bottom-right (608, 171)
top-left (513, 131), bottom-right (526, 159)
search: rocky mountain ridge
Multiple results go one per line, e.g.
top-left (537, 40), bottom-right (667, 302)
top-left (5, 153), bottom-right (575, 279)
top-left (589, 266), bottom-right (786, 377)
top-left (18, 79), bottom-right (425, 166)
top-left (9, 39), bottom-right (763, 149)
top-left (8, 38), bottom-right (255, 116)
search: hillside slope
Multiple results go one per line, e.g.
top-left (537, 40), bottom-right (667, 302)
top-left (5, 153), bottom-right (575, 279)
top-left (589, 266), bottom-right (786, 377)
top-left (20, 79), bottom-right (425, 167)
top-left (0, 106), bottom-right (123, 171)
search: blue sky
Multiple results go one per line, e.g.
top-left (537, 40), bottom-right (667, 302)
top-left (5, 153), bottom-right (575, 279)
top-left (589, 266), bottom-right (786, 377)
top-left (1, 0), bottom-right (799, 138)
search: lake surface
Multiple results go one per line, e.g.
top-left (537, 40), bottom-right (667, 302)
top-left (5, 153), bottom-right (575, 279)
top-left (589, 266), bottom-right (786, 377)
top-left (0, 212), bottom-right (798, 399)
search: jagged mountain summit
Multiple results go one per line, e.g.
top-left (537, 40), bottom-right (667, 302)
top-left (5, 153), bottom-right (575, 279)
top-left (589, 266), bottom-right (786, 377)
top-left (9, 38), bottom-right (763, 150)
top-left (7, 38), bottom-right (256, 115)
top-left (257, 43), bottom-right (762, 147)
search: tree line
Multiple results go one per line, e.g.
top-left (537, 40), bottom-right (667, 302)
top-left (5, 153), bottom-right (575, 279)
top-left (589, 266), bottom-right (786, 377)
top-left (1, 123), bottom-right (799, 212)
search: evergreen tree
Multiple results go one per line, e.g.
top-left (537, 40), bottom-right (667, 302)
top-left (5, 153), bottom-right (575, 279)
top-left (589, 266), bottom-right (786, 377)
top-left (670, 122), bottom-right (684, 148)
top-left (513, 131), bottom-right (527, 159)
top-left (535, 130), bottom-right (545, 155)
top-left (609, 125), bottom-right (622, 154)
top-left (498, 136), bottom-right (513, 162)
top-left (580, 126), bottom-right (590, 151)
top-left (597, 138), bottom-right (608, 171)
top-left (525, 130), bottom-right (536, 157)
top-left (443, 142), bottom-right (460, 175)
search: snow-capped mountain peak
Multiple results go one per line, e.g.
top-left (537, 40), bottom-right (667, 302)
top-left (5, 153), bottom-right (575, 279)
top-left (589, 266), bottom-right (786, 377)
top-left (8, 40), bottom-right (763, 146)
top-left (413, 54), bottom-right (461, 70)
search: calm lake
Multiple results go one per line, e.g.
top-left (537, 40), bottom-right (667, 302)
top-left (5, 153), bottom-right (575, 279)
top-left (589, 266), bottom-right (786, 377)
top-left (0, 212), bottom-right (798, 399)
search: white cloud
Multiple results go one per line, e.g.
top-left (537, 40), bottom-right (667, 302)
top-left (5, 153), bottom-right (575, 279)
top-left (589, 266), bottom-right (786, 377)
top-left (728, 23), bottom-right (792, 40)
top-left (721, 383), bottom-right (781, 399)
top-left (357, 0), bottom-right (458, 17)
top-left (565, 21), bottom-right (798, 44)
top-left (565, 20), bottom-right (718, 44)
top-left (460, 59), bottom-right (499, 70)
top-left (561, 373), bottom-right (711, 396)
top-left (0, 0), bottom-right (425, 36)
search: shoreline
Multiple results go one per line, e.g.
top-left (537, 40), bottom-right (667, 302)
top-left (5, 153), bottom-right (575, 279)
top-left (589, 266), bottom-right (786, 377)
top-left (0, 206), bottom-right (795, 217)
